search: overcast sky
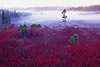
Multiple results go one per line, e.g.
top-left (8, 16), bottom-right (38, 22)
top-left (0, 0), bottom-right (100, 8)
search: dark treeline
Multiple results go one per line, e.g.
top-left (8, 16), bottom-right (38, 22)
top-left (68, 4), bottom-right (100, 11)
top-left (0, 9), bottom-right (32, 26)
top-left (0, 10), bottom-right (21, 26)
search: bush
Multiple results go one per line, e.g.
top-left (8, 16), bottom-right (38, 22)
top-left (18, 24), bottom-right (27, 30)
top-left (77, 27), bottom-right (80, 30)
top-left (10, 24), bottom-right (15, 27)
top-left (18, 25), bottom-right (28, 35)
top-left (1, 27), bottom-right (7, 32)
top-left (69, 33), bottom-right (79, 44)
top-left (31, 24), bottom-right (41, 29)
top-left (18, 25), bottom-right (23, 30)
top-left (68, 27), bottom-right (72, 31)
top-left (20, 28), bottom-right (28, 35)
top-left (0, 26), bottom-right (100, 67)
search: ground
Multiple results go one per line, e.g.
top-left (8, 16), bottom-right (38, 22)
top-left (0, 25), bottom-right (100, 67)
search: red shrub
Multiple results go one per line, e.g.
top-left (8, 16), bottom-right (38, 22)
top-left (0, 26), bottom-right (100, 67)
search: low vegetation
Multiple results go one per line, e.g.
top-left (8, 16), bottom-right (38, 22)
top-left (0, 25), bottom-right (100, 67)
top-left (31, 24), bottom-right (41, 28)
top-left (69, 33), bottom-right (79, 44)
top-left (0, 27), bottom-right (7, 32)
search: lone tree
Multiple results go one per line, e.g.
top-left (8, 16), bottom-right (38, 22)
top-left (62, 9), bottom-right (67, 22)
top-left (62, 9), bottom-right (66, 16)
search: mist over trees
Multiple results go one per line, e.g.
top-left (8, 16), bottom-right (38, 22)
top-left (68, 4), bottom-right (100, 11)
top-left (0, 9), bottom-right (32, 26)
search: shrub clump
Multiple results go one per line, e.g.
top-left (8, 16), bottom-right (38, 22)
top-left (21, 28), bottom-right (28, 35)
top-left (31, 24), bottom-right (41, 29)
top-left (77, 27), bottom-right (80, 30)
top-left (1, 27), bottom-right (8, 32)
top-left (10, 24), bottom-right (15, 27)
top-left (69, 33), bottom-right (79, 44)
top-left (18, 24), bottom-right (28, 35)
top-left (68, 27), bottom-right (72, 31)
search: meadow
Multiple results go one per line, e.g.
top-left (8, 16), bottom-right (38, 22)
top-left (0, 24), bottom-right (100, 67)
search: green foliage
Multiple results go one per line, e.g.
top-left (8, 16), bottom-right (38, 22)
top-left (52, 33), bottom-right (56, 35)
top-left (18, 25), bottom-right (23, 30)
top-left (18, 25), bottom-right (28, 35)
top-left (47, 34), bottom-right (50, 37)
top-left (1, 27), bottom-right (7, 32)
top-left (21, 28), bottom-right (28, 35)
top-left (77, 27), bottom-right (80, 30)
top-left (67, 45), bottom-right (70, 48)
top-left (31, 24), bottom-right (41, 29)
top-left (68, 27), bottom-right (72, 31)
top-left (69, 33), bottom-right (79, 44)
top-left (18, 24), bottom-right (27, 30)
top-left (10, 24), bottom-right (15, 27)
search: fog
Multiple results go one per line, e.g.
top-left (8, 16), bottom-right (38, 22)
top-left (12, 10), bottom-right (100, 28)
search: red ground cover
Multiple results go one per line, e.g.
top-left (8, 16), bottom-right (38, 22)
top-left (0, 26), bottom-right (100, 67)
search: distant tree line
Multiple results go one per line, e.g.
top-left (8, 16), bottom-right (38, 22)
top-left (0, 9), bottom-right (30, 26)
top-left (0, 10), bottom-right (19, 26)
top-left (1, 10), bottom-right (11, 26)
top-left (68, 5), bottom-right (100, 11)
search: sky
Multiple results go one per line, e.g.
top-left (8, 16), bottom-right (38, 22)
top-left (0, 0), bottom-right (100, 8)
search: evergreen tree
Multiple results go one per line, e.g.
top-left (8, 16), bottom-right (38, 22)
top-left (1, 10), bottom-right (11, 26)
top-left (1, 10), bottom-right (5, 25)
